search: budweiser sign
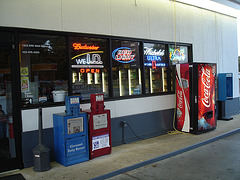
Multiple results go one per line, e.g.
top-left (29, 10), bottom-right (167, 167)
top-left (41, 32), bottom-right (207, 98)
top-left (201, 67), bottom-right (211, 108)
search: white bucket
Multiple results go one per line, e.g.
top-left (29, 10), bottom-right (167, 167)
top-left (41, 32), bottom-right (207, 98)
top-left (52, 91), bottom-right (67, 102)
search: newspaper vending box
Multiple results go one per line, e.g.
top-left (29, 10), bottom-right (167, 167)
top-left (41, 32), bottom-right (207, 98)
top-left (83, 93), bottom-right (112, 159)
top-left (53, 96), bottom-right (89, 166)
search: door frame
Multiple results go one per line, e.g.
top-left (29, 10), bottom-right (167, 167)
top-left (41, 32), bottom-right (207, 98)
top-left (0, 31), bottom-right (23, 172)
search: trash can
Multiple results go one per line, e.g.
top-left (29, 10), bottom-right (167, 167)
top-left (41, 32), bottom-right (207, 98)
top-left (33, 144), bottom-right (51, 172)
top-left (33, 108), bottom-right (51, 172)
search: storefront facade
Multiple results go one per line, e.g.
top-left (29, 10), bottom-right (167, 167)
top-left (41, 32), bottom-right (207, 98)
top-left (0, 0), bottom-right (239, 172)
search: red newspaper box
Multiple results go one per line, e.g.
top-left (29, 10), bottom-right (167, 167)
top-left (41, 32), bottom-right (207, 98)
top-left (83, 94), bottom-right (111, 159)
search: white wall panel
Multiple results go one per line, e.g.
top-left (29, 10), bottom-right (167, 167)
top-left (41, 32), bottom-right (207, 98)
top-left (148, 0), bottom-right (173, 41)
top-left (0, 0), bottom-right (62, 30)
top-left (42, 106), bottom-right (65, 129)
top-left (86, 94), bottom-right (175, 118)
top-left (221, 16), bottom-right (238, 72)
top-left (220, 15), bottom-right (239, 97)
top-left (62, 0), bottom-right (112, 35)
top-left (104, 101), bottom-right (116, 119)
top-left (150, 94), bottom-right (175, 112)
top-left (21, 95), bottom-right (175, 131)
top-left (192, 8), bottom-right (204, 62)
top-left (202, 11), bottom-right (217, 63)
top-left (216, 14), bottom-right (224, 72)
top-left (22, 109), bottom-right (38, 132)
top-left (177, 3), bottom-right (194, 44)
top-left (80, 103), bottom-right (91, 111)
top-left (22, 106), bottom-right (66, 132)
top-left (110, 0), bottom-right (149, 38)
top-left (80, 102), bottom-right (116, 120)
top-left (114, 97), bottom-right (152, 117)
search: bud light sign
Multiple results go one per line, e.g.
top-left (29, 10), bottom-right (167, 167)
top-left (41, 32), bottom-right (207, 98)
top-left (112, 47), bottom-right (135, 63)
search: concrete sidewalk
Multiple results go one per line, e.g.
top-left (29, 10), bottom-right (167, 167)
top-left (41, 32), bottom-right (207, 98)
top-left (108, 132), bottom-right (240, 180)
top-left (1, 114), bottom-right (240, 180)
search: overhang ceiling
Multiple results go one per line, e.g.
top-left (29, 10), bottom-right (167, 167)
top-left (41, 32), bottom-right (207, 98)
top-left (211, 0), bottom-right (240, 9)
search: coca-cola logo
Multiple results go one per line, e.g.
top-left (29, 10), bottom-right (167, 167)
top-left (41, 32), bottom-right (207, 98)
top-left (201, 67), bottom-right (211, 108)
top-left (177, 90), bottom-right (183, 109)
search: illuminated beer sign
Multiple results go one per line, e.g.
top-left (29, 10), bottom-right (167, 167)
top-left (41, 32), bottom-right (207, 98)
top-left (79, 68), bottom-right (100, 73)
top-left (112, 47), bottom-right (135, 63)
top-left (169, 46), bottom-right (187, 64)
top-left (73, 43), bottom-right (100, 50)
top-left (144, 47), bottom-right (165, 56)
top-left (144, 46), bottom-right (166, 68)
top-left (71, 41), bottom-right (105, 75)
top-left (71, 51), bottom-right (104, 68)
top-left (170, 49), bottom-right (183, 61)
top-left (71, 42), bottom-right (104, 69)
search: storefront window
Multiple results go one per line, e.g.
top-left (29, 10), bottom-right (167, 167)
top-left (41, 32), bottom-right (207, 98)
top-left (70, 36), bottom-right (108, 100)
top-left (144, 43), bottom-right (167, 93)
top-left (112, 40), bottom-right (141, 97)
top-left (169, 45), bottom-right (188, 91)
top-left (169, 45), bottom-right (188, 65)
top-left (19, 34), bottom-right (68, 105)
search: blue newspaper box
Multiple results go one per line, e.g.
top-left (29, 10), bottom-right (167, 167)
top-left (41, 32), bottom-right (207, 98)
top-left (53, 96), bottom-right (89, 166)
top-left (218, 73), bottom-right (233, 101)
top-left (218, 73), bottom-right (233, 120)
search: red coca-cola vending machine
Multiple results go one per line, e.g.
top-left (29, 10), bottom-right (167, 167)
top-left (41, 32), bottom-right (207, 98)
top-left (83, 94), bottom-right (112, 159)
top-left (176, 63), bottom-right (216, 134)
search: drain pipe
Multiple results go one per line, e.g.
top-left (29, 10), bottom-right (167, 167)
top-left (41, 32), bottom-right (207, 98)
top-left (122, 121), bottom-right (127, 144)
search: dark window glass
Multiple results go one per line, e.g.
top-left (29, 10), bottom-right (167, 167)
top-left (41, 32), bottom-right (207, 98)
top-left (112, 40), bottom-right (141, 97)
top-left (169, 45), bottom-right (189, 91)
top-left (0, 49), bottom-right (16, 159)
top-left (19, 34), bottom-right (68, 105)
top-left (70, 36), bottom-right (108, 100)
top-left (0, 31), bottom-right (12, 43)
top-left (144, 43), bottom-right (168, 93)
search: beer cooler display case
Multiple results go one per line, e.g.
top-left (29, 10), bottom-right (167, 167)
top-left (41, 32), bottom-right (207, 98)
top-left (176, 63), bottom-right (217, 134)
